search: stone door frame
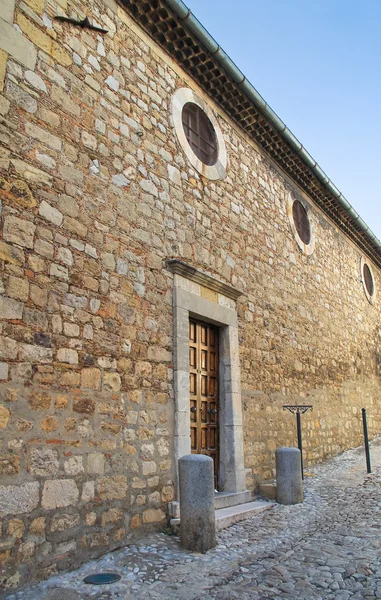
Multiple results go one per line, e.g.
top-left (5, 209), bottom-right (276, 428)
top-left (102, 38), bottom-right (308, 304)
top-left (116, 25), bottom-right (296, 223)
top-left (167, 260), bottom-right (247, 497)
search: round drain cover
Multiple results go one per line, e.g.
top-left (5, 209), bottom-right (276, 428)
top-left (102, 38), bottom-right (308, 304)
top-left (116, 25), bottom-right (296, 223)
top-left (83, 573), bottom-right (121, 585)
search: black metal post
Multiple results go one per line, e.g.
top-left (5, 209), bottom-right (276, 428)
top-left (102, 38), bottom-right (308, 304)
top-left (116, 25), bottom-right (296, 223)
top-left (296, 411), bottom-right (304, 480)
top-left (283, 405), bottom-right (312, 480)
top-left (362, 408), bottom-right (371, 474)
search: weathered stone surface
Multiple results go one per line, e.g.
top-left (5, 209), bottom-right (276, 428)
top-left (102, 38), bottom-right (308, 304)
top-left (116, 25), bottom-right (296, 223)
top-left (80, 368), bottom-right (101, 390)
top-left (87, 453), bottom-right (105, 475)
top-left (0, 296), bottom-right (23, 319)
top-left (28, 391), bottom-right (51, 410)
top-left (3, 216), bottom-right (35, 248)
top-left (0, 18), bottom-right (37, 69)
top-left (179, 454), bottom-right (216, 552)
top-left (64, 456), bottom-right (84, 475)
top-left (0, 362), bottom-right (9, 380)
top-left (0, 454), bottom-right (20, 475)
top-left (0, 405), bottom-right (11, 428)
top-left (17, 14), bottom-right (72, 66)
top-left (39, 201), bottom-right (63, 226)
top-left (41, 480), bottom-right (79, 510)
top-left (142, 508), bottom-right (166, 524)
top-left (72, 398), bottom-right (95, 414)
top-left (50, 513), bottom-right (80, 532)
top-left (0, 0), bottom-right (380, 590)
top-left (0, 482), bottom-right (39, 516)
top-left (57, 348), bottom-right (78, 364)
top-left (97, 476), bottom-right (127, 500)
top-left (0, 241), bottom-right (24, 265)
top-left (276, 447), bottom-right (303, 505)
top-left (0, 177), bottom-right (37, 208)
top-left (30, 448), bottom-right (59, 477)
top-left (6, 80), bottom-right (37, 113)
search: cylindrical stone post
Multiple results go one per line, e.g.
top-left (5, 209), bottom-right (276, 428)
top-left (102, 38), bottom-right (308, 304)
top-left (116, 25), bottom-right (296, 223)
top-left (276, 447), bottom-right (303, 505)
top-left (178, 454), bottom-right (216, 552)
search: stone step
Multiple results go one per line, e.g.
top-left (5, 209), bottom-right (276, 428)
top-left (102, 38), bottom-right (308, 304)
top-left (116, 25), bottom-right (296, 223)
top-left (215, 500), bottom-right (274, 531)
top-left (170, 499), bottom-right (274, 532)
top-left (214, 490), bottom-right (252, 510)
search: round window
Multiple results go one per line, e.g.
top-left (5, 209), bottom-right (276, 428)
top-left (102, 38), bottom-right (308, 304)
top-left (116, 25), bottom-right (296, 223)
top-left (363, 264), bottom-right (374, 297)
top-left (286, 192), bottom-right (315, 255)
top-left (171, 88), bottom-right (227, 180)
top-left (292, 199), bottom-right (311, 245)
top-left (181, 103), bottom-right (218, 166)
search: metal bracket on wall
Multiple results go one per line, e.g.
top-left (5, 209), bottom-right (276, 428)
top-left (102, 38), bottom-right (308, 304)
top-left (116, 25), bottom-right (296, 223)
top-left (54, 15), bottom-right (108, 33)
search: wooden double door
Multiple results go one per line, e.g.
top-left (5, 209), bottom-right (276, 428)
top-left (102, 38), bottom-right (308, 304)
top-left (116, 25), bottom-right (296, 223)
top-left (189, 319), bottom-right (219, 488)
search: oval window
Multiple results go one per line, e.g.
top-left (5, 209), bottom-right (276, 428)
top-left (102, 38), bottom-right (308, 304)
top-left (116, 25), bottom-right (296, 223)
top-left (292, 199), bottom-right (311, 245)
top-left (363, 263), bottom-right (374, 297)
top-left (182, 102), bottom-right (218, 166)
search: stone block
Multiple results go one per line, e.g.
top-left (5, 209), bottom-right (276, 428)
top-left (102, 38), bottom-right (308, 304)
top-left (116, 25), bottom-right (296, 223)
top-left (39, 200), bottom-right (63, 226)
top-left (0, 482), bottom-right (39, 516)
top-left (2, 0), bottom-right (15, 24)
top-left (87, 453), bottom-right (105, 475)
top-left (259, 483), bottom-right (277, 500)
top-left (19, 343), bottom-right (52, 363)
top-left (142, 461), bottom-right (157, 476)
top-left (3, 216), bottom-right (35, 249)
top-left (81, 368), bottom-right (101, 390)
top-left (30, 517), bottom-right (45, 535)
top-left (0, 177), bottom-right (37, 208)
top-left (97, 476), bottom-right (127, 500)
top-left (7, 276), bottom-right (29, 302)
top-left (142, 508), bottom-right (166, 524)
top-left (0, 296), bottom-right (23, 319)
top-left (102, 372), bottom-right (121, 391)
top-left (41, 479), bottom-right (79, 509)
top-left (41, 416), bottom-right (58, 433)
top-left (0, 18), bottom-right (37, 70)
top-left (73, 397), bottom-right (95, 414)
top-left (57, 348), bottom-right (78, 364)
top-left (25, 122), bottom-right (62, 151)
top-left (0, 362), bottom-right (9, 380)
top-left (25, 70), bottom-right (47, 91)
top-left (7, 519), bottom-right (24, 538)
top-left (29, 448), bottom-right (59, 477)
top-left (17, 14), bottom-right (72, 66)
top-left (28, 391), bottom-right (51, 410)
top-left (0, 241), bottom-right (24, 265)
top-left (64, 456), bottom-right (84, 475)
top-left (50, 513), bottom-right (80, 532)
top-left (82, 481), bottom-right (95, 502)
top-left (0, 454), bottom-right (20, 475)
top-left (5, 80), bottom-right (37, 113)
top-left (101, 508), bottom-right (122, 526)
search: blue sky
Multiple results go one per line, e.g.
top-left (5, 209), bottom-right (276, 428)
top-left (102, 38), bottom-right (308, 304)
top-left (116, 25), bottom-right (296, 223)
top-left (186, 0), bottom-right (381, 240)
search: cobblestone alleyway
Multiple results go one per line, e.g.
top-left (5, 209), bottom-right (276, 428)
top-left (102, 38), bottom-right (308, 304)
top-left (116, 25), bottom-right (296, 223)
top-left (5, 440), bottom-right (381, 600)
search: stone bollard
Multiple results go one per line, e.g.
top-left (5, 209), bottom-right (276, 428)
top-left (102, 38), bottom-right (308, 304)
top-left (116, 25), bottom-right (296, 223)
top-left (178, 454), bottom-right (216, 552)
top-left (276, 447), bottom-right (303, 505)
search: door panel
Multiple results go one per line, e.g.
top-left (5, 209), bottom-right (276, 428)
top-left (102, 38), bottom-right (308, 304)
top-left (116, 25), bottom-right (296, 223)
top-left (189, 319), bottom-right (219, 488)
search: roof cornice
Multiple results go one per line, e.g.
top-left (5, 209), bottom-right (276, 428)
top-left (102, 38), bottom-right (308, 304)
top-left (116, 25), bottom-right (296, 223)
top-left (120, 0), bottom-right (381, 268)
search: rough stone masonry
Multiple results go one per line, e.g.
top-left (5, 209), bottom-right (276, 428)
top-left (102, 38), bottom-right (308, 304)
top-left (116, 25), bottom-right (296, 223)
top-left (0, 0), bottom-right (381, 592)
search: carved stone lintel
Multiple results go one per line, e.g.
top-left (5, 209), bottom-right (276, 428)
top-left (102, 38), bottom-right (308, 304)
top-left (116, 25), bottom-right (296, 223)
top-left (166, 259), bottom-right (243, 301)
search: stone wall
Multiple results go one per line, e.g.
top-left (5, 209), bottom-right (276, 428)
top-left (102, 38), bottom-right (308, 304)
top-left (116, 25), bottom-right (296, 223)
top-left (0, 0), bottom-right (381, 590)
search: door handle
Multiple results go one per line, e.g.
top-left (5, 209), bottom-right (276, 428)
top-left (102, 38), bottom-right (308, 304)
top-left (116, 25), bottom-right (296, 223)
top-left (208, 408), bottom-right (217, 415)
top-left (190, 406), bottom-right (197, 413)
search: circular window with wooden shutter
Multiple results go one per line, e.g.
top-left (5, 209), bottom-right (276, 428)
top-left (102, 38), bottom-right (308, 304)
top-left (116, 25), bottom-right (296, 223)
top-left (171, 88), bottom-right (227, 180)
top-left (182, 103), bottom-right (218, 166)
top-left (360, 257), bottom-right (376, 304)
top-left (287, 192), bottom-right (315, 255)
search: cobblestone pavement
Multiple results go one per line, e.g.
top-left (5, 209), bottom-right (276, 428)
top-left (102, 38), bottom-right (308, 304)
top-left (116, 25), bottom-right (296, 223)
top-left (6, 439), bottom-right (381, 600)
